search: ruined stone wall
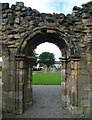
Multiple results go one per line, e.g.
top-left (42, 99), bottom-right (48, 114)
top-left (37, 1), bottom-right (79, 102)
top-left (66, 2), bottom-right (92, 115)
top-left (1, 2), bottom-right (92, 56)
top-left (0, 1), bottom-right (92, 116)
top-left (1, 2), bottom-right (78, 55)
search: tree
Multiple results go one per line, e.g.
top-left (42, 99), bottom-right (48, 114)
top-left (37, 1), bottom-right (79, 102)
top-left (38, 52), bottom-right (55, 70)
top-left (32, 51), bottom-right (38, 66)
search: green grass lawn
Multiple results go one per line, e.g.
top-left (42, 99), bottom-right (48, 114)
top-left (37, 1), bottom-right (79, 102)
top-left (0, 71), bottom-right (62, 85)
top-left (32, 71), bottom-right (61, 85)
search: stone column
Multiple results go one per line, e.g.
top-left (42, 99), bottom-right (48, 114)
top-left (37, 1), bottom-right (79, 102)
top-left (26, 56), bottom-right (34, 106)
top-left (70, 56), bottom-right (80, 114)
top-left (15, 54), bottom-right (27, 114)
top-left (71, 58), bottom-right (78, 106)
top-left (89, 52), bottom-right (92, 117)
top-left (88, 52), bottom-right (92, 117)
top-left (84, 47), bottom-right (92, 116)
top-left (60, 57), bottom-right (70, 108)
top-left (2, 53), bottom-right (16, 114)
top-left (15, 55), bottom-right (34, 114)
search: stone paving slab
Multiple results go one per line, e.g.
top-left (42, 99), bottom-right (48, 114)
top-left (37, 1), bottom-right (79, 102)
top-left (17, 85), bottom-right (90, 118)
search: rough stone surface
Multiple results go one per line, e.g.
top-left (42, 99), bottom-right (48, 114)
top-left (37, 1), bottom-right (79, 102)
top-left (1, 1), bottom-right (92, 118)
top-left (2, 3), bottom-right (9, 10)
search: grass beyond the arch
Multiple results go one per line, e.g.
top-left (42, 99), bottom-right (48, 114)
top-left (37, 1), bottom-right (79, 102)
top-left (0, 71), bottom-right (62, 85)
top-left (32, 71), bottom-right (61, 85)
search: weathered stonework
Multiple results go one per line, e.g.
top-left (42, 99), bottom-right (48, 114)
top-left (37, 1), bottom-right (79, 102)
top-left (0, 1), bottom-right (92, 117)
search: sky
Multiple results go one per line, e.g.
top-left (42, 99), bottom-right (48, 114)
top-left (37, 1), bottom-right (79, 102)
top-left (0, 0), bottom-right (90, 61)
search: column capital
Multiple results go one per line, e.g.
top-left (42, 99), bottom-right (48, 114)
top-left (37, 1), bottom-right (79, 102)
top-left (70, 55), bottom-right (81, 61)
top-left (26, 56), bottom-right (35, 62)
top-left (15, 54), bottom-right (36, 62)
top-left (15, 54), bottom-right (26, 61)
top-left (59, 57), bottom-right (70, 62)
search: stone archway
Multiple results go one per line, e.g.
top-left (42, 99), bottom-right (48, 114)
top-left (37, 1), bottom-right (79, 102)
top-left (15, 27), bottom-right (70, 114)
top-left (1, 1), bottom-right (92, 117)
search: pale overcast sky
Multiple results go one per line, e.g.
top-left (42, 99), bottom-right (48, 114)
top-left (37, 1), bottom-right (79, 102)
top-left (0, 0), bottom-right (90, 61)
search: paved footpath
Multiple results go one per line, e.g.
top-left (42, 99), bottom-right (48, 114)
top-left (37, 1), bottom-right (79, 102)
top-left (17, 85), bottom-right (90, 118)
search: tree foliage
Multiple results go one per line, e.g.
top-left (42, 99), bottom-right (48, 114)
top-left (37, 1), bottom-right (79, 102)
top-left (38, 52), bottom-right (55, 68)
top-left (32, 51), bottom-right (38, 66)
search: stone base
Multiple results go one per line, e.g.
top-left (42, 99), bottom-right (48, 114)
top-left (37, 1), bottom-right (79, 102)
top-left (71, 107), bottom-right (83, 116)
top-left (71, 106), bottom-right (91, 117)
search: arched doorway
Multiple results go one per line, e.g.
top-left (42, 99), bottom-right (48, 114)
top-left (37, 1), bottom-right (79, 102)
top-left (14, 28), bottom-right (70, 114)
top-left (2, 27), bottom-right (82, 117)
